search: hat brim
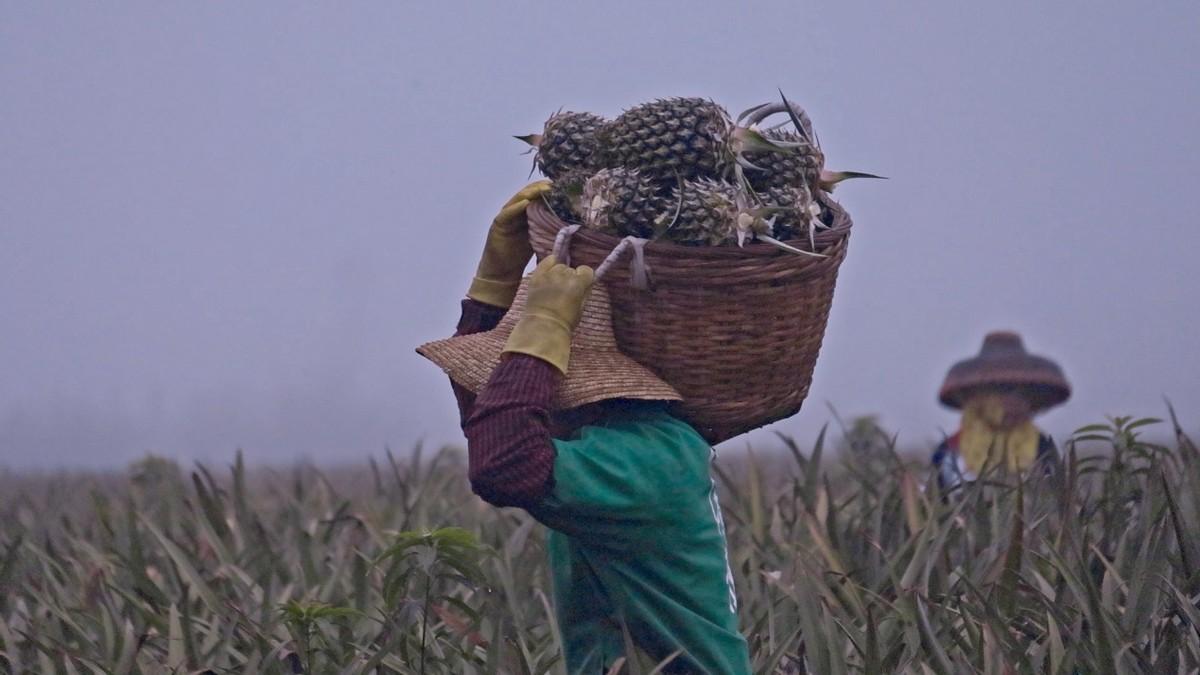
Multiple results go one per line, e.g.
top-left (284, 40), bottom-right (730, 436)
top-left (938, 354), bottom-right (1070, 412)
top-left (417, 282), bottom-right (681, 410)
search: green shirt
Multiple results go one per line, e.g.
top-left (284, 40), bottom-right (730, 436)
top-left (527, 407), bottom-right (751, 675)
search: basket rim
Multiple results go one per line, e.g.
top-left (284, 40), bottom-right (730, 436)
top-left (529, 198), bottom-right (852, 261)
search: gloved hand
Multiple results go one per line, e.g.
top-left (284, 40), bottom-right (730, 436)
top-left (467, 181), bottom-right (552, 308)
top-left (503, 255), bottom-right (594, 374)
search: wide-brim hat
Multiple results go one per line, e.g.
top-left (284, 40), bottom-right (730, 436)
top-left (938, 331), bottom-right (1071, 412)
top-left (417, 278), bottom-right (681, 410)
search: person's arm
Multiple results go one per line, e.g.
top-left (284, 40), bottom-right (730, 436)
top-left (447, 180), bottom-right (550, 425)
top-left (464, 354), bottom-right (560, 507)
top-left (449, 299), bottom-right (508, 425)
top-left (465, 256), bottom-right (593, 509)
top-left (932, 435), bottom-right (963, 494)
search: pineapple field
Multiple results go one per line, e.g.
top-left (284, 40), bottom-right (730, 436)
top-left (2, 411), bottom-right (1199, 674)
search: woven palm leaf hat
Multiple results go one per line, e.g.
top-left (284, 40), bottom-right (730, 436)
top-left (417, 277), bottom-right (681, 410)
top-left (938, 331), bottom-right (1071, 413)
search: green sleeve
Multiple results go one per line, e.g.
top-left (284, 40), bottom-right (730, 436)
top-left (528, 412), bottom-right (713, 543)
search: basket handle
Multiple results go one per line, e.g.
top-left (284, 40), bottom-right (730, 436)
top-left (552, 225), bottom-right (651, 290)
top-left (551, 224), bottom-right (582, 265)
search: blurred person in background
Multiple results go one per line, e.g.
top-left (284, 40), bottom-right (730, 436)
top-left (931, 331), bottom-right (1071, 492)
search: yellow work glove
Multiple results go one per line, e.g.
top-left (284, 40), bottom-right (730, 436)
top-left (503, 255), bottom-right (594, 375)
top-left (467, 181), bottom-right (552, 308)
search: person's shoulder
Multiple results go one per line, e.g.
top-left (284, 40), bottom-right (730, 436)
top-left (552, 406), bottom-right (711, 492)
top-left (568, 406), bottom-right (705, 449)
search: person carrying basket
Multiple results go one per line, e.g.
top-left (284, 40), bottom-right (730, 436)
top-left (419, 182), bottom-right (752, 674)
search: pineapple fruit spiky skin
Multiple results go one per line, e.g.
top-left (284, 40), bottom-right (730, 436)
top-left (581, 168), bottom-right (667, 238)
top-left (543, 169), bottom-right (590, 223)
top-left (528, 111), bottom-right (607, 180)
top-left (745, 129), bottom-right (825, 193)
top-left (657, 179), bottom-right (748, 246)
top-left (598, 98), bottom-right (736, 181)
top-left (758, 185), bottom-right (816, 242)
top-left (523, 93), bottom-right (862, 252)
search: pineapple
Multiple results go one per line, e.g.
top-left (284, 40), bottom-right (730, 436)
top-left (658, 179), bottom-right (824, 256)
top-left (598, 97), bottom-right (796, 182)
top-left (581, 168), bottom-right (666, 238)
top-left (542, 169), bottom-right (590, 223)
top-left (743, 96), bottom-right (884, 194)
top-left (656, 179), bottom-right (759, 246)
top-left (744, 129), bottom-right (824, 193)
top-left (658, 179), bottom-right (739, 246)
top-left (758, 184), bottom-right (823, 244)
top-left (517, 111), bottom-right (606, 180)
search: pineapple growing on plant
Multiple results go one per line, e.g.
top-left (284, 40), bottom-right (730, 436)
top-left (580, 168), bottom-right (667, 238)
top-left (517, 111), bottom-right (607, 180)
top-left (597, 97), bottom-right (800, 182)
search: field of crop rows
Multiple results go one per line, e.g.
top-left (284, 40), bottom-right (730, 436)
top-left (2, 412), bottom-right (1198, 674)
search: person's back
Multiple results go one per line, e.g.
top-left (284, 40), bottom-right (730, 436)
top-left (531, 407), bottom-right (747, 673)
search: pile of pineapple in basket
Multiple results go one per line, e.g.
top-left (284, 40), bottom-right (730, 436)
top-left (519, 93), bottom-right (880, 255)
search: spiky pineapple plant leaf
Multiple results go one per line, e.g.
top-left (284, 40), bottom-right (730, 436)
top-left (771, 91), bottom-right (886, 193)
top-left (1, 413), bottom-right (1199, 672)
top-left (517, 110), bottom-right (607, 180)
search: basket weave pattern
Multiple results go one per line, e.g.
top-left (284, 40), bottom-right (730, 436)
top-left (528, 201), bottom-right (852, 443)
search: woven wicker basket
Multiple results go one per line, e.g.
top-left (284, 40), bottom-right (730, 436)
top-left (527, 200), bottom-right (852, 444)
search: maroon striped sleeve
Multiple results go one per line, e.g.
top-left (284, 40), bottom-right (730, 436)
top-left (450, 299), bottom-right (508, 425)
top-left (465, 354), bottom-right (560, 507)
top-left (450, 299), bottom-right (560, 508)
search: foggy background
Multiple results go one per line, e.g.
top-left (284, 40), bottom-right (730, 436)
top-left (2, 2), bottom-right (1197, 469)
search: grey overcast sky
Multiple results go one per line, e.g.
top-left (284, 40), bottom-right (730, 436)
top-left (2, 2), bottom-right (1198, 468)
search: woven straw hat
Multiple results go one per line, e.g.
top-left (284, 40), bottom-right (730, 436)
top-left (417, 278), bottom-right (681, 410)
top-left (938, 331), bottom-right (1071, 412)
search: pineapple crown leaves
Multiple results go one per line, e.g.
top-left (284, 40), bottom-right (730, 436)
top-left (729, 126), bottom-right (804, 171)
top-left (732, 191), bottom-right (826, 257)
top-left (584, 192), bottom-right (609, 225)
top-left (773, 90), bottom-right (818, 145)
top-left (514, 133), bottom-right (543, 150)
top-left (820, 169), bottom-right (887, 192)
top-left (731, 97), bottom-right (822, 185)
top-left (652, 172), bottom-right (687, 237)
top-left (514, 129), bottom-right (544, 181)
top-left (517, 136), bottom-right (541, 179)
top-left (514, 107), bottom-right (570, 148)
top-left (774, 90), bottom-right (888, 192)
top-left (739, 99), bottom-right (815, 146)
